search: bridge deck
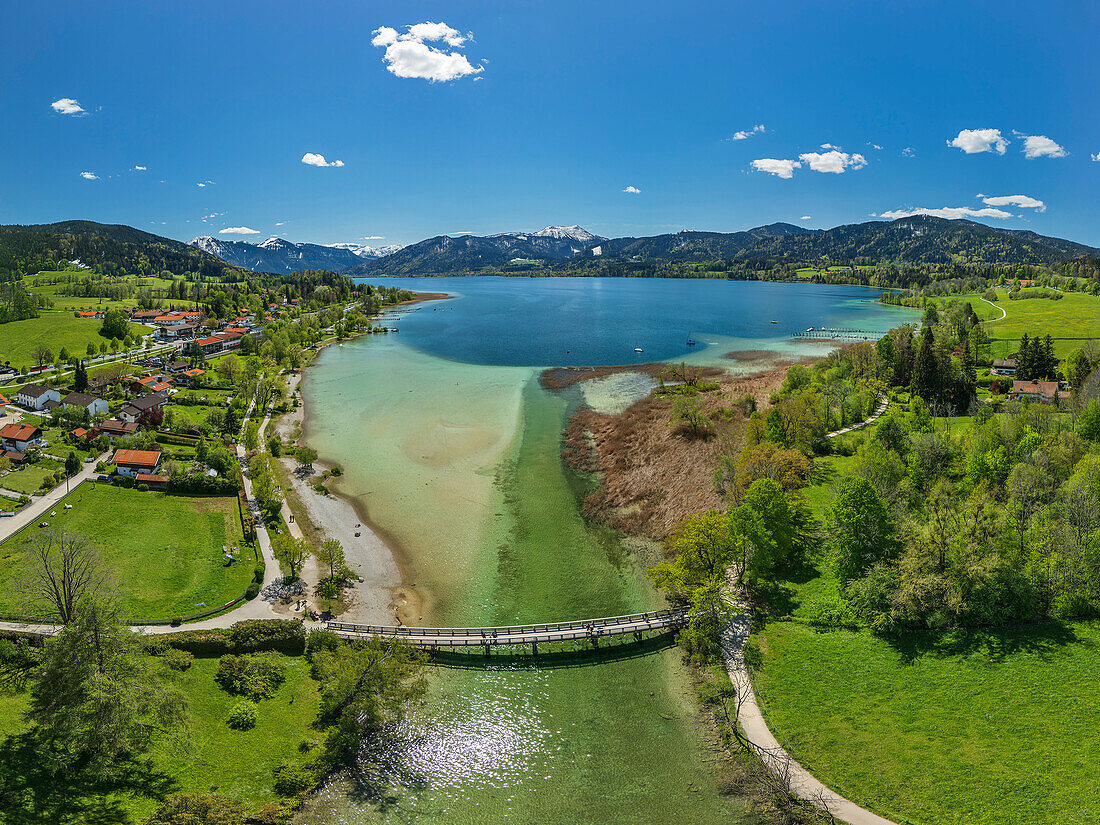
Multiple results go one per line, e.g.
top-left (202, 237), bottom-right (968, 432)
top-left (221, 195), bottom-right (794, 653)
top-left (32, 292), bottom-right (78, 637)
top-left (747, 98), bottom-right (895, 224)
top-left (327, 608), bottom-right (688, 649)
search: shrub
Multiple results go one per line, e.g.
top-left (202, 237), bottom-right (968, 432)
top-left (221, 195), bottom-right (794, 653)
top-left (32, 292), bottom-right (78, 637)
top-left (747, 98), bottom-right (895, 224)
top-left (137, 483), bottom-right (149, 492)
top-left (226, 700), bottom-right (257, 730)
top-left (228, 619), bottom-right (306, 654)
top-left (170, 617), bottom-right (183, 627)
top-left (216, 652), bottom-right (287, 700)
top-left (245, 581), bottom-right (260, 600)
top-left (161, 628), bottom-right (232, 655)
top-left (162, 647), bottom-right (194, 671)
top-left (146, 793), bottom-right (246, 825)
top-left (272, 763), bottom-right (315, 796)
top-left (253, 565), bottom-right (265, 583)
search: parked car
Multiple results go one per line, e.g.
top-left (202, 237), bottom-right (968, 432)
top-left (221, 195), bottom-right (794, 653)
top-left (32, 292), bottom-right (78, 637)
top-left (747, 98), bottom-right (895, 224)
top-left (97, 475), bottom-right (110, 483)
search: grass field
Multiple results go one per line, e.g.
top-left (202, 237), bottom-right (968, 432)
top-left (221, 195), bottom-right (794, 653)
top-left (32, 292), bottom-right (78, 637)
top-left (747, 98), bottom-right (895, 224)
top-left (0, 462), bottom-right (61, 495)
top-left (0, 652), bottom-right (320, 822)
top-left (950, 289), bottom-right (1100, 358)
top-left (24, 272), bottom-right (201, 312)
top-left (752, 620), bottom-right (1100, 825)
top-left (0, 484), bottom-right (253, 620)
top-left (0, 312), bottom-right (152, 368)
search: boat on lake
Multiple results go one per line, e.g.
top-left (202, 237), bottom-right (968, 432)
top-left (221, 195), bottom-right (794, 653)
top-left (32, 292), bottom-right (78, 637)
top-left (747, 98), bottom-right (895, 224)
top-left (634, 347), bottom-right (644, 353)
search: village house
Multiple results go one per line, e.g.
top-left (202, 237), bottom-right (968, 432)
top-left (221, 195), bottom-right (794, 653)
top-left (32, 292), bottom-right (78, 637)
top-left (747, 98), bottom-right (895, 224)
top-left (166, 359), bottom-right (192, 373)
top-left (0, 422), bottom-right (43, 452)
top-left (991, 358), bottom-right (1017, 376)
top-left (130, 310), bottom-right (162, 323)
top-left (118, 393), bottom-right (169, 423)
top-left (155, 322), bottom-right (201, 341)
top-left (15, 384), bottom-right (61, 411)
top-left (96, 419), bottom-right (139, 441)
top-left (1008, 379), bottom-right (1069, 405)
top-left (0, 393), bottom-right (7, 415)
top-left (61, 391), bottom-right (109, 416)
top-left (182, 368), bottom-right (205, 386)
top-left (77, 309), bottom-right (105, 319)
top-left (112, 448), bottom-right (162, 478)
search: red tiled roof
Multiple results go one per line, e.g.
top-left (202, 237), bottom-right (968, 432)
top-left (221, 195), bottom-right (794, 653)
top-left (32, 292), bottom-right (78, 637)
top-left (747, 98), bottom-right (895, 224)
top-left (0, 423), bottom-right (40, 441)
top-left (183, 369), bottom-right (204, 376)
top-left (71, 427), bottom-right (89, 438)
top-left (112, 448), bottom-right (162, 467)
top-left (135, 473), bottom-right (169, 483)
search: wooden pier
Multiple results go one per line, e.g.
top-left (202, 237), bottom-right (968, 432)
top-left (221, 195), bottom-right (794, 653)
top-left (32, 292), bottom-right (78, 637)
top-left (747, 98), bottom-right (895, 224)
top-left (326, 607), bottom-right (689, 655)
top-left (792, 328), bottom-right (879, 341)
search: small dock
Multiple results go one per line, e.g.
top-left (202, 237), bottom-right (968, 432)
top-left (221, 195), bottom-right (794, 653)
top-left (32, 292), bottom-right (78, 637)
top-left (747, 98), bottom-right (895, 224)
top-left (327, 608), bottom-right (689, 655)
top-left (792, 328), bottom-right (879, 341)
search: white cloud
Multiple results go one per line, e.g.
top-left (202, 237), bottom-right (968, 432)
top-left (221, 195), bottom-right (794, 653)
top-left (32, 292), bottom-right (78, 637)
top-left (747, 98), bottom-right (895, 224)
top-left (979, 194), bottom-right (1046, 212)
top-left (51, 98), bottom-right (85, 115)
top-left (800, 215), bottom-right (812, 220)
top-left (1021, 134), bottom-right (1066, 159)
top-left (869, 143), bottom-right (883, 151)
top-left (751, 158), bottom-right (800, 178)
top-left (798, 150), bottom-right (867, 173)
top-left (879, 206), bottom-right (1014, 220)
top-left (1092, 152), bottom-right (1100, 162)
top-left (301, 152), bottom-right (345, 167)
top-left (901, 147), bottom-right (915, 157)
top-left (361, 235), bottom-right (385, 240)
top-left (622, 185), bottom-right (641, 194)
top-left (219, 226), bottom-right (261, 235)
top-left (730, 124), bottom-right (765, 141)
top-left (947, 128), bottom-right (1008, 154)
top-left (80, 171), bottom-right (98, 180)
top-left (133, 165), bottom-right (147, 171)
top-left (819, 143), bottom-right (841, 150)
top-left (372, 21), bottom-right (484, 82)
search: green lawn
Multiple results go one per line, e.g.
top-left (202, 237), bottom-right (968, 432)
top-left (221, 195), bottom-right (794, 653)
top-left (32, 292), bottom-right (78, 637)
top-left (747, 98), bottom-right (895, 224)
top-left (0, 462), bottom-right (61, 495)
top-left (24, 273), bottom-right (202, 312)
top-left (0, 312), bottom-right (152, 368)
top-left (0, 484), bottom-right (253, 621)
top-left (0, 652), bottom-right (320, 822)
top-left (952, 289), bottom-right (1100, 358)
top-left (752, 620), bottom-right (1100, 825)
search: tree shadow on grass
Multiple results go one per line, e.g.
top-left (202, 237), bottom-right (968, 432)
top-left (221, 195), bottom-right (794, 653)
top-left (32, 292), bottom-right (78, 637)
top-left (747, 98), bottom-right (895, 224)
top-left (0, 732), bottom-right (176, 825)
top-left (879, 620), bottom-right (1085, 665)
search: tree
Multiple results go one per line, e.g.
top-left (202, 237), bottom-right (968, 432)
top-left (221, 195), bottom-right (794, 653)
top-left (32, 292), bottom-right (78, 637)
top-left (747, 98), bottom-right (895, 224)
top-left (273, 534), bottom-right (311, 580)
top-left (86, 342), bottom-right (97, 357)
top-left (99, 307), bottom-right (130, 340)
top-left (32, 345), bottom-right (53, 368)
top-left (670, 395), bottom-right (714, 439)
top-left (826, 476), bottom-right (897, 586)
top-left (28, 596), bottom-right (186, 775)
top-left (317, 538), bottom-right (347, 580)
top-left (312, 639), bottom-right (426, 767)
top-left (73, 360), bottom-right (88, 392)
top-left (647, 511), bottom-right (738, 599)
top-left (64, 451), bottom-right (80, 477)
top-left (145, 794), bottom-right (246, 825)
top-left (730, 478), bottom-right (813, 584)
top-left (910, 326), bottom-right (939, 402)
top-left (18, 529), bottom-right (103, 624)
top-left (295, 445), bottom-right (319, 468)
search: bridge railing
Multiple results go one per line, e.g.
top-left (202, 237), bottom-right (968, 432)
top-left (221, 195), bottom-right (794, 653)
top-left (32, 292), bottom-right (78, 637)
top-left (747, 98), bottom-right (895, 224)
top-left (327, 607), bottom-right (689, 639)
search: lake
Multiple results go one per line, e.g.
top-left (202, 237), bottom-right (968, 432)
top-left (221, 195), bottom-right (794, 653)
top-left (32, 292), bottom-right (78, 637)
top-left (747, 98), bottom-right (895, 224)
top-left (296, 278), bottom-right (916, 824)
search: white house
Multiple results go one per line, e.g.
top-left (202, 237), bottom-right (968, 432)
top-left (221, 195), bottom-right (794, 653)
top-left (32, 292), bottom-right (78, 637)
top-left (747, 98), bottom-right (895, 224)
top-left (15, 384), bottom-right (60, 411)
top-left (112, 448), bottom-right (162, 478)
top-left (0, 423), bottom-right (43, 452)
top-left (61, 391), bottom-right (109, 416)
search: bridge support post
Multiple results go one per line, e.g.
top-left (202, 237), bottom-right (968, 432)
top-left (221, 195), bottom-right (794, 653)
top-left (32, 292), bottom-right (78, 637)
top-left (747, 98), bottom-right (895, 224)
top-left (484, 643), bottom-right (491, 656)
top-left (634, 631), bottom-right (641, 642)
top-left (591, 635), bottom-right (599, 650)
top-left (531, 641), bottom-right (537, 656)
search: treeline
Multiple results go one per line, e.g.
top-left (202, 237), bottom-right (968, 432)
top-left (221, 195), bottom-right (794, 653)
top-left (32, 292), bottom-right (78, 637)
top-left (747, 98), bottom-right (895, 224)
top-left (0, 276), bottom-right (46, 322)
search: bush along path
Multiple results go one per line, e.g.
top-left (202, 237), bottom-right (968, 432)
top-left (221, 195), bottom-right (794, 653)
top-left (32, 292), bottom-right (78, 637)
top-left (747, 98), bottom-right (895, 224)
top-left (719, 575), bottom-right (899, 825)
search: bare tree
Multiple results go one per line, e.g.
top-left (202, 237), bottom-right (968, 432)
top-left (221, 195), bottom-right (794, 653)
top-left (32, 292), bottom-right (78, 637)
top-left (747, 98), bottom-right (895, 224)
top-left (18, 529), bottom-right (103, 624)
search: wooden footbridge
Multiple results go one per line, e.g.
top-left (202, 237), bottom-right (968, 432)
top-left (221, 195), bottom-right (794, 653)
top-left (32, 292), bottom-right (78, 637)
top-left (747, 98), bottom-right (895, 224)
top-left (792, 327), bottom-right (879, 341)
top-left (326, 607), bottom-right (690, 655)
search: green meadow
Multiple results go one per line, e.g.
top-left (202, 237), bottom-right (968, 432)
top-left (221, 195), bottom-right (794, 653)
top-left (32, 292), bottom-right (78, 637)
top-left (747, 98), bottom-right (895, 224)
top-left (0, 484), bottom-right (253, 621)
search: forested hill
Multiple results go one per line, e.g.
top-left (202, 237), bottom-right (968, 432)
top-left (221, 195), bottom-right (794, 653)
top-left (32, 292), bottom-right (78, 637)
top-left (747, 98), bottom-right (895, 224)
top-left (352, 216), bottom-right (1100, 275)
top-left (0, 221), bottom-right (253, 280)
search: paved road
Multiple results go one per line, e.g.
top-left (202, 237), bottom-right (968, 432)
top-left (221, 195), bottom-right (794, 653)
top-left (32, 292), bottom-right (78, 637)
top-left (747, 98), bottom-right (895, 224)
top-left (0, 455), bottom-right (106, 540)
top-left (720, 576), bottom-right (898, 825)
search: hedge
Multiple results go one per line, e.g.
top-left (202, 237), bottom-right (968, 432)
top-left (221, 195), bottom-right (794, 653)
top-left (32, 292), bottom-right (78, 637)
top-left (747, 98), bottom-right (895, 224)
top-left (160, 619), bottom-right (306, 656)
top-left (167, 474), bottom-right (239, 496)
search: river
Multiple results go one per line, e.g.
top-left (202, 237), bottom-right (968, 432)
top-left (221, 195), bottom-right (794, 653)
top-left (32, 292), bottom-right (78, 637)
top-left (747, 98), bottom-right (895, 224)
top-left (294, 277), bottom-right (916, 824)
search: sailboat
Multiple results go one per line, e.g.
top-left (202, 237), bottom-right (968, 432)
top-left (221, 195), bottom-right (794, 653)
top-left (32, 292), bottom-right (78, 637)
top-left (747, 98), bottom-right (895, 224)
top-left (686, 331), bottom-right (696, 345)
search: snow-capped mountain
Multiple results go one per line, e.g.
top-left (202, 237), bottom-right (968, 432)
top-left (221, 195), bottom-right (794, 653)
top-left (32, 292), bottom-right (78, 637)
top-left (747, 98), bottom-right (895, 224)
top-left (325, 242), bottom-right (405, 258)
top-left (530, 225), bottom-right (605, 244)
top-left (187, 235), bottom-right (401, 274)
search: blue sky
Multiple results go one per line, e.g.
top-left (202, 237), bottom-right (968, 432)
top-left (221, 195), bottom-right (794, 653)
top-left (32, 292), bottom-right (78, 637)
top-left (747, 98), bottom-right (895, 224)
top-left (2, 0), bottom-right (1098, 248)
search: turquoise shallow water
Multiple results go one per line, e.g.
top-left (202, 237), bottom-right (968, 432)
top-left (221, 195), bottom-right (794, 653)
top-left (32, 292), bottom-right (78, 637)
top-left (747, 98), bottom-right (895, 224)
top-left (297, 279), bottom-right (918, 823)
